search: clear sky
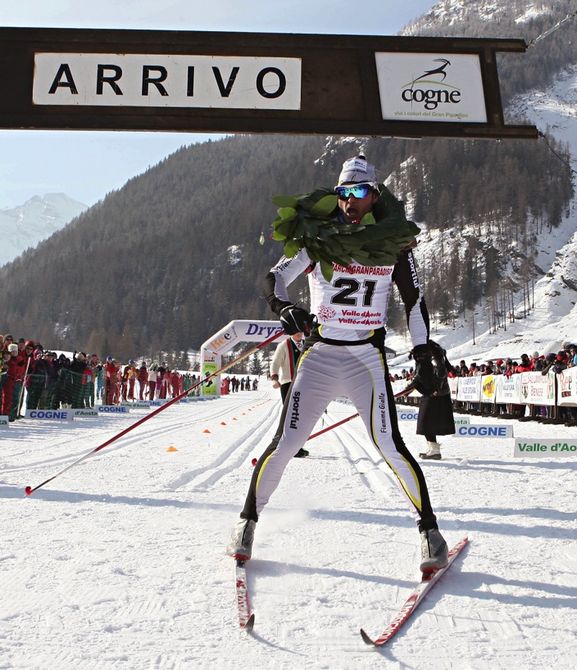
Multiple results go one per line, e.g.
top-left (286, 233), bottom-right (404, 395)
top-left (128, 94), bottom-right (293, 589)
top-left (0, 0), bottom-right (438, 208)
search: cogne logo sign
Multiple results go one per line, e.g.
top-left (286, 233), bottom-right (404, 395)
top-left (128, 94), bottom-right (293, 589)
top-left (375, 52), bottom-right (487, 124)
top-left (400, 58), bottom-right (462, 110)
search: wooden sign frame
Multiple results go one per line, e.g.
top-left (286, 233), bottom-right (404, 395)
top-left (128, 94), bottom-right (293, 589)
top-left (0, 27), bottom-right (538, 139)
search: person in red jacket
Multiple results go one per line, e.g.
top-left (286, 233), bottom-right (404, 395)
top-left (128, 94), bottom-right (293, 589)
top-left (137, 363), bottom-right (149, 400)
top-left (104, 356), bottom-right (117, 405)
top-left (170, 370), bottom-right (181, 397)
top-left (1, 344), bottom-right (19, 418)
top-left (515, 353), bottom-right (533, 373)
top-left (157, 363), bottom-right (168, 399)
top-left (5, 342), bottom-right (27, 420)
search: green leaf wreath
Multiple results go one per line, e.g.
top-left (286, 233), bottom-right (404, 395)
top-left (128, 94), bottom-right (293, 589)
top-left (271, 186), bottom-right (420, 281)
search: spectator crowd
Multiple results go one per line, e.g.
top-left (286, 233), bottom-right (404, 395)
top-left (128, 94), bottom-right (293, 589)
top-left (4, 332), bottom-right (576, 427)
top-left (0, 333), bottom-right (202, 423)
top-left (394, 342), bottom-right (577, 426)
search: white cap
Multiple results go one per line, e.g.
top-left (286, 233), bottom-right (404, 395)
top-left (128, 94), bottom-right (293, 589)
top-left (336, 155), bottom-right (378, 187)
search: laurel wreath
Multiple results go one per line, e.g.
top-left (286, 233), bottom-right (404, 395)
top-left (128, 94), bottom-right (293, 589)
top-left (271, 186), bottom-right (420, 281)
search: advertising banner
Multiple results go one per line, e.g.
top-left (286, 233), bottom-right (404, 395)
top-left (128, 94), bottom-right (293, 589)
top-left (201, 360), bottom-right (219, 397)
top-left (558, 367), bottom-right (577, 407)
top-left (496, 374), bottom-right (523, 404)
top-left (520, 371), bottom-right (556, 407)
top-left (203, 320), bottom-right (282, 355)
top-left (514, 438), bottom-right (577, 457)
top-left (72, 408), bottom-right (99, 418)
top-left (98, 405), bottom-right (129, 414)
top-left (375, 52), bottom-right (487, 123)
top-left (456, 424), bottom-right (513, 438)
top-left (480, 374), bottom-right (496, 404)
top-left (396, 407), bottom-right (419, 421)
top-left (25, 409), bottom-right (73, 421)
top-left (456, 376), bottom-right (481, 402)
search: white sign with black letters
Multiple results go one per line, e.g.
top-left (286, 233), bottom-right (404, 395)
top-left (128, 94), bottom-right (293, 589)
top-left (33, 53), bottom-right (302, 109)
top-left (375, 52), bottom-right (487, 123)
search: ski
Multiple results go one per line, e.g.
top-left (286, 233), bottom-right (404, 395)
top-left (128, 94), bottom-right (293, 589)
top-left (234, 559), bottom-right (255, 631)
top-left (360, 536), bottom-right (469, 647)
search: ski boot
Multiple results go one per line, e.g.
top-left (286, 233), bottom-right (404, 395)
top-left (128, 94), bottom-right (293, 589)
top-left (420, 528), bottom-right (448, 574)
top-left (226, 518), bottom-right (256, 561)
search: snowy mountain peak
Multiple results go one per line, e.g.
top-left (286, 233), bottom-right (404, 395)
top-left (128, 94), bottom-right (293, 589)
top-left (0, 193), bottom-right (87, 267)
top-left (403, 0), bottom-right (554, 34)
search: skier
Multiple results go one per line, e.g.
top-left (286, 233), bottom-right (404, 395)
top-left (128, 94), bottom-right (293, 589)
top-left (227, 155), bottom-right (449, 574)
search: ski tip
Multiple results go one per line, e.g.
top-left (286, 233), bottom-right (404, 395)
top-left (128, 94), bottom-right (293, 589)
top-left (454, 535), bottom-right (470, 550)
top-left (360, 628), bottom-right (377, 646)
top-left (242, 613), bottom-right (255, 632)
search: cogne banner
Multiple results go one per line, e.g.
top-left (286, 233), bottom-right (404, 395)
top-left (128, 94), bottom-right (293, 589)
top-left (375, 52), bottom-right (487, 123)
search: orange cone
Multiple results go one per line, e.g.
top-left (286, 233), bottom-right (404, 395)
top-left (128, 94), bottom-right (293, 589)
top-left (203, 428), bottom-right (211, 433)
top-left (167, 446), bottom-right (178, 452)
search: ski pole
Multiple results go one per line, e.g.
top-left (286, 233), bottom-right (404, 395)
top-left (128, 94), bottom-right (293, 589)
top-left (24, 330), bottom-right (284, 496)
top-left (251, 410), bottom-right (360, 466)
top-left (307, 412), bottom-right (359, 440)
top-left (394, 383), bottom-right (416, 399)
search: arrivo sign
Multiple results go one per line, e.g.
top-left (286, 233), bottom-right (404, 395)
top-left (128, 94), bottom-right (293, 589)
top-left (33, 54), bottom-right (302, 110)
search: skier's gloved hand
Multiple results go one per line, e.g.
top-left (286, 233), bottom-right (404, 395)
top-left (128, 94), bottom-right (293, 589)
top-left (410, 343), bottom-right (438, 396)
top-left (279, 304), bottom-right (315, 336)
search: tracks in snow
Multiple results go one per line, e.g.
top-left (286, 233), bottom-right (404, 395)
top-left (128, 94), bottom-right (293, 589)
top-left (167, 401), bottom-right (281, 491)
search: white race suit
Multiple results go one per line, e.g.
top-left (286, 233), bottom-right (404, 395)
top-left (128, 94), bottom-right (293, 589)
top-left (241, 247), bottom-right (440, 532)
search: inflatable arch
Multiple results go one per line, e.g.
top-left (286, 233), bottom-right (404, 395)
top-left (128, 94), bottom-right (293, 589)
top-left (199, 319), bottom-right (284, 397)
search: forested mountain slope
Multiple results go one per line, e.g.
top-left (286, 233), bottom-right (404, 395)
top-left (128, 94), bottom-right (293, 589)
top-left (2, 1), bottom-right (576, 359)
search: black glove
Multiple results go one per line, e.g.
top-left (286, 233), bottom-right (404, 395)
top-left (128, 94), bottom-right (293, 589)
top-left (410, 343), bottom-right (438, 396)
top-left (279, 304), bottom-right (314, 335)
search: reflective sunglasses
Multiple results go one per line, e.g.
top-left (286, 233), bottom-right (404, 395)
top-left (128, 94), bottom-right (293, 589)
top-left (335, 183), bottom-right (373, 200)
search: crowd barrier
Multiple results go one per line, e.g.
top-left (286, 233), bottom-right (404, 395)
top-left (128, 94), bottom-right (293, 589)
top-left (392, 368), bottom-right (577, 416)
top-left (0, 368), bottom-right (213, 428)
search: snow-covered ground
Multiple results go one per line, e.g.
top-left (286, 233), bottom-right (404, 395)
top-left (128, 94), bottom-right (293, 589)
top-left (1, 382), bottom-right (576, 669)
